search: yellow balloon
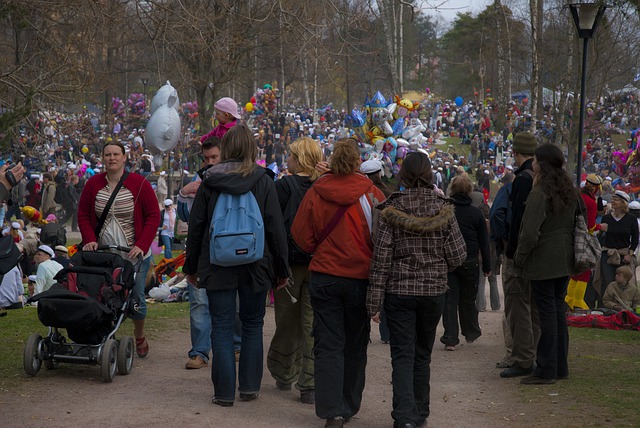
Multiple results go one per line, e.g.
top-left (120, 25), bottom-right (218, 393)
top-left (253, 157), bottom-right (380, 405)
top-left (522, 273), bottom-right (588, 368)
top-left (245, 102), bottom-right (254, 112)
top-left (82, 146), bottom-right (89, 154)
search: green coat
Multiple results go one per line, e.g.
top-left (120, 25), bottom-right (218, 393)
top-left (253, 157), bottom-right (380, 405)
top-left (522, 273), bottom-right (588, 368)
top-left (514, 187), bottom-right (576, 280)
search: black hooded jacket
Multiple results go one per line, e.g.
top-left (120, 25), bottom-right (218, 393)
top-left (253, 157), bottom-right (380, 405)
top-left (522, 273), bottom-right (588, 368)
top-left (183, 160), bottom-right (289, 292)
top-left (450, 193), bottom-right (491, 274)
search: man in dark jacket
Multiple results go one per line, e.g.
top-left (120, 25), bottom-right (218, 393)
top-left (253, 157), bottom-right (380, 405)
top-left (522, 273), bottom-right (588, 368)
top-left (499, 132), bottom-right (540, 378)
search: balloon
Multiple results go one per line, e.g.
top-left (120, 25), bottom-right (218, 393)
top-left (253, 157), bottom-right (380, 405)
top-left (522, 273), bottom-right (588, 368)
top-left (397, 146), bottom-right (408, 159)
top-left (146, 99), bottom-right (181, 152)
top-left (245, 102), bottom-right (254, 112)
top-left (455, 96), bottom-right (463, 106)
top-left (522, 98), bottom-right (529, 105)
top-left (150, 81), bottom-right (180, 115)
top-left (425, 87), bottom-right (430, 94)
top-left (474, 92), bottom-right (479, 97)
top-left (250, 96), bottom-right (256, 104)
top-left (486, 88), bottom-right (491, 93)
top-left (81, 146), bottom-right (89, 154)
top-left (263, 83), bottom-right (272, 90)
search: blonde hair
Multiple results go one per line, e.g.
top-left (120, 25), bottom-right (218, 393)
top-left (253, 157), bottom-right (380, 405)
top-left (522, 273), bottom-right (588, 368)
top-left (220, 124), bottom-right (258, 177)
top-left (329, 139), bottom-right (360, 176)
top-left (448, 173), bottom-right (473, 196)
top-left (616, 265), bottom-right (634, 284)
top-left (289, 137), bottom-right (323, 181)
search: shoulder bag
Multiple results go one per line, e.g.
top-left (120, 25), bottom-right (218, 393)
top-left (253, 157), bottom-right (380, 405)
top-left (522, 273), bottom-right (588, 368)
top-left (574, 195), bottom-right (601, 273)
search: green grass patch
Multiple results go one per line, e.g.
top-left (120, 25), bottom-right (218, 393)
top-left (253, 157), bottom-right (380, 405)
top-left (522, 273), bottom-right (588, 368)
top-left (517, 327), bottom-right (640, 426)
top-left (0, 302), bottom-right (189, 390)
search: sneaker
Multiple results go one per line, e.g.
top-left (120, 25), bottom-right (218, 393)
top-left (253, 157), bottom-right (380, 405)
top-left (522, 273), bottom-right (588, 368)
top-left (185, 355), bottom-right (208, 369)
top-left (300, 389), bottom-right (315, 404)
top-left (445, 345), bottom-right (456, 351)
top-left (495, 358), bottom-right (514, 369)
top-left (239, 393), bottom-right (258, 401)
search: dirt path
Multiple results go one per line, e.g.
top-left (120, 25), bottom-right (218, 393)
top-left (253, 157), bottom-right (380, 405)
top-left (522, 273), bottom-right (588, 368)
top-left (1, 289), bottom-right (571, 428)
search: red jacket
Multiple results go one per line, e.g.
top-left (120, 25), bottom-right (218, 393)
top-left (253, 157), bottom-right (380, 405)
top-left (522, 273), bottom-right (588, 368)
top-left (291, 172), bottom-right (385, 279)
top-left (77, 172), bottom-right (160, 253)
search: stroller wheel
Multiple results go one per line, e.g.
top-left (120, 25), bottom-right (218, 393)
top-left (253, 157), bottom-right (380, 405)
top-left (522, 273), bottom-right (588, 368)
top-left (24, 334), bottom-right (43, 376)
top-left (100, 339), bottom-right (118, 383)
top-left (117, 336), bottom-right (134, 375)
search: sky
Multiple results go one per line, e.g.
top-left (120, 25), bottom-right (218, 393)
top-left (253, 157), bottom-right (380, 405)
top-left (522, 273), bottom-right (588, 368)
top-left (420, 0), bottom-right (493, 23)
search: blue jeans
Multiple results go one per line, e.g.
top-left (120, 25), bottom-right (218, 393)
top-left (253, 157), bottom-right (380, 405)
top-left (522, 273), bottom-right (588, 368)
top-left (160, 234), bottom-right (172, 259)
top-left (207, 286), bottom-right (266, 403)
top-left (188, 282), bottom-right (211, 362)
top-left (309, 273), bottom-right (369, 420)
top-left (130, 255), bottom-right (151, 320)
top-left (385, 293), bottom-right (444, 427)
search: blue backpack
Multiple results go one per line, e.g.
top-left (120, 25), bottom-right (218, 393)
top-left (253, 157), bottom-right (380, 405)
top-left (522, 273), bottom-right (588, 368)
top-left (209, 191), bottom-right (265, 267)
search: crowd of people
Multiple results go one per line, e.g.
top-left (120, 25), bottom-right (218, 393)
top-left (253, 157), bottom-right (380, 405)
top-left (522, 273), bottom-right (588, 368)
top-left (2, 90), bottom-right (640, 427)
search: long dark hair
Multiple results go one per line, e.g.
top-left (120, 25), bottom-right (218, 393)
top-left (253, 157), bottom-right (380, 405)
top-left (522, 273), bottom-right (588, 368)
top-left (534, 144), bottom-right (577, 213)
top-left (399, 152), bottom-right (433, 189)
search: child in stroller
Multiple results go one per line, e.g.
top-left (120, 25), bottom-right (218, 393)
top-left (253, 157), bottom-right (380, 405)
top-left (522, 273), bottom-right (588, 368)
top-left (24, 245), bottom-right (139, 382)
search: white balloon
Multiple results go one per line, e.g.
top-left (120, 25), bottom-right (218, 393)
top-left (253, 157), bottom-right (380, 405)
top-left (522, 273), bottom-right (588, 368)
top-left (150, 81), bottom-right (180, 115)
top-left (146, 104), bottom-right (181, 152)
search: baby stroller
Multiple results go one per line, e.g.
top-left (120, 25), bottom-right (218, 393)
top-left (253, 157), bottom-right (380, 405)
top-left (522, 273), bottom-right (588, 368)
top-left (24, 245), bottom-right (139, 382)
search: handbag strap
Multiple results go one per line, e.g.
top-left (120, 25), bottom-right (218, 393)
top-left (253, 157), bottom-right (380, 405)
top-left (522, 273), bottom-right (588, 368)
top-left (316, 204), bottom-right (350, 249)
top-left (95, 171), bottom-right (129, 238)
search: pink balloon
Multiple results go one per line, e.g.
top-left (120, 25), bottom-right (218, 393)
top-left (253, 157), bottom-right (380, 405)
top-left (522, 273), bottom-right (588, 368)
top-left (425, 87), bottom-right (430, 94)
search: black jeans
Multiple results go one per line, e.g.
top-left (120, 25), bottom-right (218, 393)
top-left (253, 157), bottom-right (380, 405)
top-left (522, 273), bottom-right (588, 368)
top-left (441, 260), bottom-right (482, 346)
top-left (531, 277), bottom-right (569, 380)
top-left (309, 272), bottom-right (369, 420)
top-left (385, 293), bottom-right (444, 428)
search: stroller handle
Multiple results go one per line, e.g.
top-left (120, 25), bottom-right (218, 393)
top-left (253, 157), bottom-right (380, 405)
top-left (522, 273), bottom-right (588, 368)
top-left (96, 245), bottom-right (144, 263)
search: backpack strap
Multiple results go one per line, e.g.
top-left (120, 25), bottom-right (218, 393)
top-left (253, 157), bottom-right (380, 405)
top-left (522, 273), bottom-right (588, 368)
top-left (316, 205), bottom-right (350, 249)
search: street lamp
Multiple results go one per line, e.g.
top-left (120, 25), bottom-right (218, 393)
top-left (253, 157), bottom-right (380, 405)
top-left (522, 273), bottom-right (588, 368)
top-left (275, 91), bottom-right (281, 132)
top-left (568, 1), bottom-right (607, 186)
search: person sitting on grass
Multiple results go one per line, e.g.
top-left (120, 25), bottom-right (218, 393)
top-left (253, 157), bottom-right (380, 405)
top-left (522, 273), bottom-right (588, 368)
top-left (602, 265), bottom-right (640, 312)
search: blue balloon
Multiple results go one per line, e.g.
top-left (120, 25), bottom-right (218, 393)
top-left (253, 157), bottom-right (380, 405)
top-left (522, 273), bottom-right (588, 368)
top-left (455, 96), bottom-right (463, 106)
top-left (392, 118), bottom-right (405, 136)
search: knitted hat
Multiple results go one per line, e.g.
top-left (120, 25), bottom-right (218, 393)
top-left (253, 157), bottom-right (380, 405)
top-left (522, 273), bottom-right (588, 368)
top-left (214, 97), bottom-right (241, 120)
top-left (512, 132), bottom-right (537, 154)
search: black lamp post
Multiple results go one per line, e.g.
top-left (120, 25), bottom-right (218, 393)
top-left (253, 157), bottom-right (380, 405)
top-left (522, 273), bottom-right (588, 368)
top-left (568, 1), bottom-right (606, 186)
top-left (141, 78), bottom-right (149, 113)
top-left (275, 91), bottom-right (281, 133)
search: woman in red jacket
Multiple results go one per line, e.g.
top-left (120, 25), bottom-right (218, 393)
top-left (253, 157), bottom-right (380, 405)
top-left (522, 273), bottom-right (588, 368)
top-left (291, 139), bottom-right (384, 428)
top-left (78, 141), bottom-right (160, 358)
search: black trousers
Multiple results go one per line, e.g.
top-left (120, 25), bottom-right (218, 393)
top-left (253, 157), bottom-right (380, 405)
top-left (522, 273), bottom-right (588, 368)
top-left (441, 260), bottom-right (482, 346)
top-left (309, 272), bottom-right (369, 420)
top-left (386, 293), bottom-right (444, 428)
top-left (531, 277), bottom-right (569, 380)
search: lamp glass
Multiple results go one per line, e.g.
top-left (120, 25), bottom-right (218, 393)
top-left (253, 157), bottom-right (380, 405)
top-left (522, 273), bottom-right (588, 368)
top-left (577, 3), bottom-right (599, 30)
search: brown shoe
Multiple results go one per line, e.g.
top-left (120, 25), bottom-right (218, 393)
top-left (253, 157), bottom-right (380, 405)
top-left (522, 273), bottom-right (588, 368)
top-left (185, 355), bottom-right (208, 369)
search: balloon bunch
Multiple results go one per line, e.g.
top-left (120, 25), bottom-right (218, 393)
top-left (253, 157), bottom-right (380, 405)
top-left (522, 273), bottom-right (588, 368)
top-left (346, 91), bottom-right (424, 178)
top-left (127, 93), bottom-right (146, 116)
top-left (246, 84), bottom-right (278, 116)
top-left (181, 101), bottom-right (199, 119)
top-left (112, 97), bottom-right (126, 118)
top-left (146, 81), bottom-right (181, 152)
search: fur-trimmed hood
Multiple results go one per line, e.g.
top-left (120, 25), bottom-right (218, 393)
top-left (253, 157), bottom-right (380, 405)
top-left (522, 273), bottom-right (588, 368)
top-left (377, 187), bottom-right (455, 234)
top-left (381, 204), bottom-right (454, 234)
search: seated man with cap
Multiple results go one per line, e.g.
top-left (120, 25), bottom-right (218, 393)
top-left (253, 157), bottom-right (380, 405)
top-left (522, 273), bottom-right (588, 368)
top-left (33, 244), bottom-right (63, 297)
top-left (53, 245), bottom-right (70, 269)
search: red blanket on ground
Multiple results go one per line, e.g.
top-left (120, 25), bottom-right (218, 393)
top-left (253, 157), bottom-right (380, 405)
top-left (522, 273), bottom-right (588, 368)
top-left (567, 310), bottom-right (640, 331)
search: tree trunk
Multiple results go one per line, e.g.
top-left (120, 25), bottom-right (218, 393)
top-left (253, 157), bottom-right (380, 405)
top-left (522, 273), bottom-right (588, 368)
top-left (377, 0), bottom-right (398, 93)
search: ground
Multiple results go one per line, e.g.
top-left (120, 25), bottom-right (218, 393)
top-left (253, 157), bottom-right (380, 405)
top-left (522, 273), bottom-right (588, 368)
top-left (0, 287), bottom-right (586, 428)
